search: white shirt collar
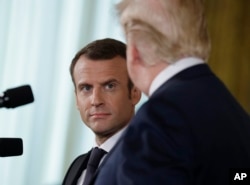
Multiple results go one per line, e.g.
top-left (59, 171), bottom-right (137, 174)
top-left (77, 127), bottom-right (127, 185)
top-left (149, 57), bottom-right (205, 96)
top-left (93, 126), bottom-right (127, 152)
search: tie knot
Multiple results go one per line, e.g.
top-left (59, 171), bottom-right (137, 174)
top-left (88, 147), bottom-right (107, 168)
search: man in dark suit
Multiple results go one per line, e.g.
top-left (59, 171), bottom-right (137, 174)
top-left (62, 38), bottom-right (141, 185)
top-left (94, 0), bottom-right (250, 185)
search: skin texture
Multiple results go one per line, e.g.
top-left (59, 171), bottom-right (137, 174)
top-left (126, 39), bottom-right (168, 95)
top-left (73, 55), bottom-right (141, 145)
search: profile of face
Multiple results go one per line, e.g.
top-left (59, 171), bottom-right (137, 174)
top-left (73, 55), bottom-right (141, 139)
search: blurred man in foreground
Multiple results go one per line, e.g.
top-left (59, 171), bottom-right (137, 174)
top-left (94, 1), bottom-right (250, 185)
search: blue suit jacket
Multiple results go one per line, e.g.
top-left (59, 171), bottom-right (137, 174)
top-left (94, 64), bottom-right (250, 185)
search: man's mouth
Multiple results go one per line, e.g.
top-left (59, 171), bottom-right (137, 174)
top-left (90, 113), bottom-right (111, 119)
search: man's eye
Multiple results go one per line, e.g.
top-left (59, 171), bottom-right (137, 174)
top-left (105, 83), bottom-right (116, 90)
top-left (81, 85), bottom-right (92, 91)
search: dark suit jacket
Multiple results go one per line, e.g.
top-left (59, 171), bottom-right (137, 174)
top-left (62, 150), bottom-right (92, 185)
top-left (94, 64), bottom-right (250, 185)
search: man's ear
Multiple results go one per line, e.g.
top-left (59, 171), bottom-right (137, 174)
top-left (127, 38), bottom-right (143, 66)
top-left (129, 34), bottom-right (157, 67)
top-left (131, 86), bottom-right (142, 106)
top-left (131, 43), bottom-right (140, 62)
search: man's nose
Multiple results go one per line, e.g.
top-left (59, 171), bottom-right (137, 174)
top-left (91, 88), bottom-right (104, 107)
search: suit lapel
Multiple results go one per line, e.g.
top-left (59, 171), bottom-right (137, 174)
top-left (63, 150), bottom-right (92, 185)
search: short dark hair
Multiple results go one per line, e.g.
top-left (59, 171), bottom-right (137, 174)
top-left (70, 38), bottom-right (133, 92)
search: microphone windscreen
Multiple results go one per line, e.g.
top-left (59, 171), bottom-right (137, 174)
top-left (0, 138), bottom-right (23, 157)
top-left (4, 85), bottom-right (34, 108)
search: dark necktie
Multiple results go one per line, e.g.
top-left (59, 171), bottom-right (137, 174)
top-left (83, 147), bottom-right (107, 185)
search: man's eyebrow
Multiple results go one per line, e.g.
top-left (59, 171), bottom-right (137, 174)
top-left (101, 79), bottom-right (120, 86)
top-left (77, 82), bottom-right (92, 89)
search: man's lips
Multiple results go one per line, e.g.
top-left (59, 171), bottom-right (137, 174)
top-left (90, 113), bottom-right (111, 119)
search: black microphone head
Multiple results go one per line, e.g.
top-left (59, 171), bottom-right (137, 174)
top-left (0, 138), bottom-right (23, 157)
top-left (3, 85), bottom-right (34, 108)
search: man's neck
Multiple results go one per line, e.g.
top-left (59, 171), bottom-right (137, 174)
top-left (95, 126), bottom-right (127, 152)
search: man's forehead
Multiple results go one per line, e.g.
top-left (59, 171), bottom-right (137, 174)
top-left (74, 56), bottom-right (128, 84)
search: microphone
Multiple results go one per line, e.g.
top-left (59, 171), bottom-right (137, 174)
top-left (0, 85), bottom-right (34, 108)
top-left (0, 138), bottom-right (23, 157)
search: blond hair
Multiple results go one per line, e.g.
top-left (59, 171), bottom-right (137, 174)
top-left (117, 0), bottom-right (211, 65)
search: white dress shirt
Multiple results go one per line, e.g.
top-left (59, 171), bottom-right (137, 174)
top-left (77, 127), bottom-right (126, 185)
top-left (149, 57), bottom-right (205, 96)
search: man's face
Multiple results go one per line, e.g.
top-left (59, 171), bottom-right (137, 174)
top-left (74, 55), bottom-right (140, 138)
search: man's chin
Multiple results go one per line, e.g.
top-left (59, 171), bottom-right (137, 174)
top-left (94, 129), bottom-right (115, 139)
